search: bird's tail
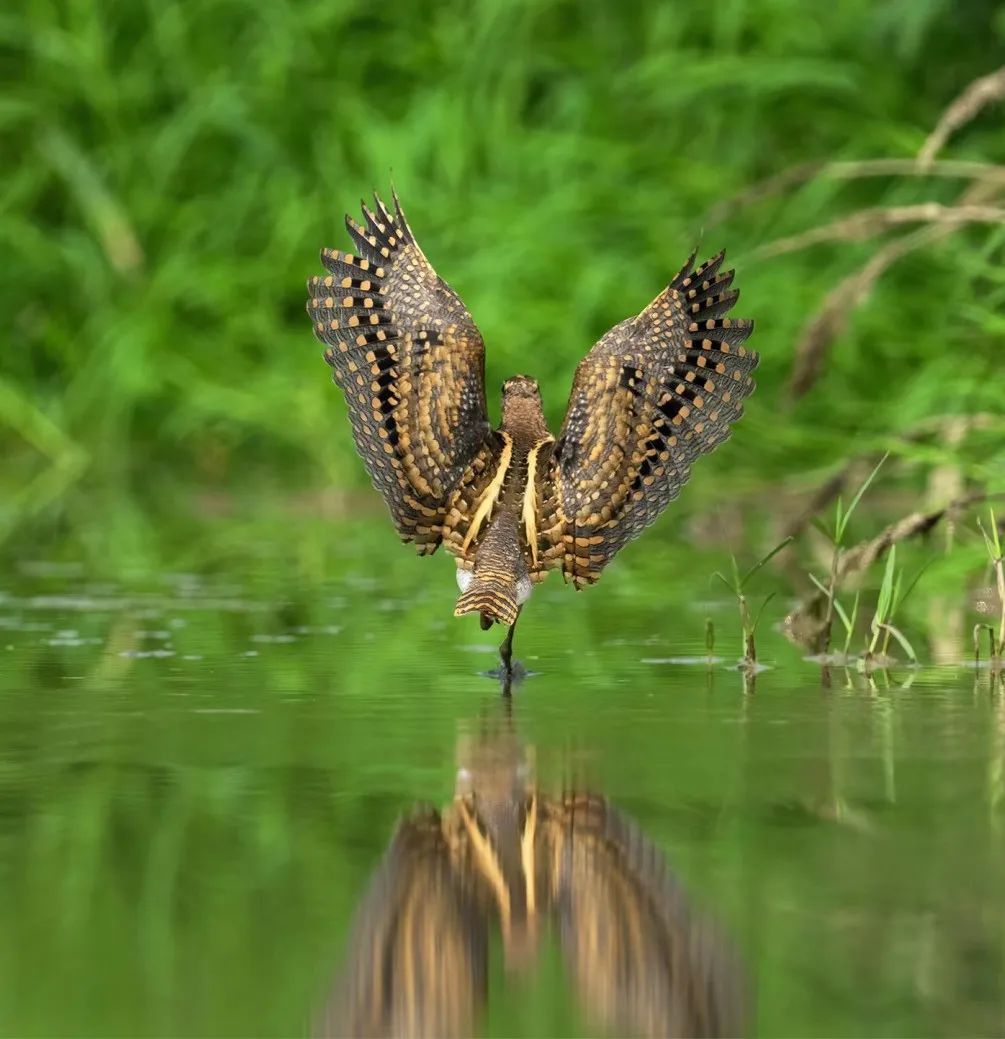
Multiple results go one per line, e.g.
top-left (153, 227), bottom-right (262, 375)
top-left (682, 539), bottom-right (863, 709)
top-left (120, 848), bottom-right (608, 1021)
top-left (454, 573), bottom-right (520, 628)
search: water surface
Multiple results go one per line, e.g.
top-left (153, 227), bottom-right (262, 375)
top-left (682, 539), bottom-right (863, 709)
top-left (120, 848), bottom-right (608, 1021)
top-left (1, 552), bottom-right (1002, 1037)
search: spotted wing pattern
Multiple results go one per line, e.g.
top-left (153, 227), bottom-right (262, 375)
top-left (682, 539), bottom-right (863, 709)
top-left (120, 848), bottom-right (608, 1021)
top-left (540, 793), bottom-right (746, 1038)
top-left (539, 252), bottom-right (757, 587)
top-left (320, 807), bottom-right (489, 1038)
top-left (307, 193), bottom-right (497, 552)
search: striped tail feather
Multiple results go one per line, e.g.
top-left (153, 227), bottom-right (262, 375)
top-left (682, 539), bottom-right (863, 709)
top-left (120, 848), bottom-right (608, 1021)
top-left (454, 575), bottom-right (520, 627)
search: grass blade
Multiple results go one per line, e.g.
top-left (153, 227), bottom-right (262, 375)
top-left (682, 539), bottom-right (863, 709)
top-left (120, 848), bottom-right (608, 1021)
top-left (712, 571), bottom-right (736, 595)
top-left (810, 516), bottom-right (835, 543)
top-left (877, 622), bottom-right (918, 664)
top-left (978, 510), bottom-right (1002, 560)
top-left (844, 590), bottom-right (861, 656)
top-left (836, 453), bottom-right (888, 543)
top-left (897, 557), bottom-right (933, 611)
top-left (809, 573), bottom-right (852, 634)
top-left (875, 543), bottom-right (898, 625)
top-left (751, 591), bottom-right (777, 633)
top-left (729, 553), bottom-right (743, 593)
top-left (830, 594), bottom-right (852, 634)
top-left (740, 536), bottom-right (794, 587)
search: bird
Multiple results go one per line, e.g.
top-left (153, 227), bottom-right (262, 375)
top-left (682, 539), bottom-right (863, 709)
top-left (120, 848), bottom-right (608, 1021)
top-left (320, 714), bottom-right (746, 1037)
top-left (307, 191), bottom-right (757, 676)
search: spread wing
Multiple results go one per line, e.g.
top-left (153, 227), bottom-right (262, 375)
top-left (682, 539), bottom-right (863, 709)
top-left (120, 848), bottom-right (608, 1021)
top-left (539, 252), bottom-right (757, 587)
top-left (308, 192), bottom-right (497, 553)
top-left (319, 807), bottom-right (489, 1038)
top-left (541, 794), bottom-right (747, 1038)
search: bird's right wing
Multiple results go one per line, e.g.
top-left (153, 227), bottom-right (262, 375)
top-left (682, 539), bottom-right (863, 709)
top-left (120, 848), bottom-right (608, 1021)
top-left (308, 192), bottom-right (500, 553)
top-left (541, 794), bottom-right (747, 1038)
top-left (538, 252), bottom-right (757, 586)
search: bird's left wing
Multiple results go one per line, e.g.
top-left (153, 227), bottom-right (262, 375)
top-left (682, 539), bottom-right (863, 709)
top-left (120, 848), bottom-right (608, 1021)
top-left (308, 192), bottom-right (498, 553)
top-left (319, 807), bottom-right (489, 1038)
top-left (536, 252), bottom-right (757, 586)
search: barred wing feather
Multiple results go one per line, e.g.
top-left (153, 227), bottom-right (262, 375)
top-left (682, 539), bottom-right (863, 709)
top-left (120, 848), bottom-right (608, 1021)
top-left (542, 252), bottom-right (757, 587)
top-left (307, 193), bottom-right (497, 553)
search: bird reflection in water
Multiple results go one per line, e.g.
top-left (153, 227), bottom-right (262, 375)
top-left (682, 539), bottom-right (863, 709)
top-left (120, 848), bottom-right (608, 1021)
top-left (320, 709), bottom-right (746, 1038)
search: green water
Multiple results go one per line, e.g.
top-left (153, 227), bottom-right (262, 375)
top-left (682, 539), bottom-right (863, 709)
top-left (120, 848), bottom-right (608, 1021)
top-left (1, 539), bottom-right (1003, 1038)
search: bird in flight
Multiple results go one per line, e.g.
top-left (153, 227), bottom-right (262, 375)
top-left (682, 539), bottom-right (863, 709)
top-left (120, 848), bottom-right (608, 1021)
top-left (307, 191), bottom-right (757, 678)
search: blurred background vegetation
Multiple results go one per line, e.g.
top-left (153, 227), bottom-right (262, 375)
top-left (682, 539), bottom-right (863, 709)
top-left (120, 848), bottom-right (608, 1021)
top-left (3, 0), bottom-right (1004, 578)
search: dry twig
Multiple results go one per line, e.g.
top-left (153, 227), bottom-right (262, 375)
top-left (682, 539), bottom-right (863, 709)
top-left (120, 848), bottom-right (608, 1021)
top-left (707, 159), bottom-right (1005, 224)
top-left (786, 222), bottom-right (949, 399)
top-left (717, 68), bottom-right (1005, 401)
top-left (759, 202), bottom-right (1005, 258)
top-left (780, 413), bottom-right (1005, 540)
top-left (917, 66), bottom-right (1005, 169)
top-left (785, 170), bottom-right (1005, 401)
top-left (783, 491), bottom-right (1004, 646)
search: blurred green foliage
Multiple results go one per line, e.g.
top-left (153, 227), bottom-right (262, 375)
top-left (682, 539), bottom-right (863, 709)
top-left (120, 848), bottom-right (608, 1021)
top-left (2, 0), bottom-right (1004, 567)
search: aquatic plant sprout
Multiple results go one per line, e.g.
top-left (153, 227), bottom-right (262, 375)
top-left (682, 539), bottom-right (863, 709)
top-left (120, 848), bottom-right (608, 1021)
top-left (809, 453), bottom-right (888, 654)
top-left (975, 508), bottom-right (1004, 667)
top-left (863, 545), bottom-right (932, 666)
top-left (713, 536), bottom-right (793, 666)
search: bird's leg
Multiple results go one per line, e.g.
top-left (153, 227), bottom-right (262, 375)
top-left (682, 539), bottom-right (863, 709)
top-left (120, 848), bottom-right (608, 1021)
top-left (499, 607), bottom-right (522, 685)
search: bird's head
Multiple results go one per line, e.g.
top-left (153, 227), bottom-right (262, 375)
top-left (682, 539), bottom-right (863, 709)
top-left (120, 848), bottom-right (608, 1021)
top-left (500, 375), bottom-right (549, 439)
top-left (501, 374), bottom-right (541, 401)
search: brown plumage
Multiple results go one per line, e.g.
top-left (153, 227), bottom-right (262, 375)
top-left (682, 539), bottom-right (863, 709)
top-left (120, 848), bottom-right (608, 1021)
top-left (320, 723), bottom-right (746, 1038)
top-left (307, 191), bottom-right (757, 637)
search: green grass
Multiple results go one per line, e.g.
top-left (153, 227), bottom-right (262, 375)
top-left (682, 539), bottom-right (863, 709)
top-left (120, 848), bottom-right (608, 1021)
top-left (810, 454), bottom-right (888, 654)
top-left (865, 543), bottom-right (928, 665)
top-left (713, 536), bottom-right (792, 665)
top-left (2, 0), bottom-right (1005, 574)
top-left (975, 507), bottom-right (1005, 665)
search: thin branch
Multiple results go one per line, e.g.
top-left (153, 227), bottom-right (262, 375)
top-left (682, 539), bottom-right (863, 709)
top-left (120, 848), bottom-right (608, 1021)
top-left (917, 66), bottom-right (1005, 170)
top-left (705, 162), bottom-right (823, 224)
top-left (780, 414), bottom-right (1005, 540)
top-left (786, 222), bottom-right (949, 399)
top-left (759, 202), bottom-right (1005, 258)
top-left (785, 174), bottom-right (1005, 401)
top-left (706, 159), bottom-right (1005, 224)
top-left (783, 491), bottom-right (1005, 647)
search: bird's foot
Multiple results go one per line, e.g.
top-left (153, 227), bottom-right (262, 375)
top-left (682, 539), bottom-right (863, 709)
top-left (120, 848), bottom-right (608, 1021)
top-left (481, 610), bottom-right (526, 694)
top-left (490, 656), bottom-right (527, 695)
